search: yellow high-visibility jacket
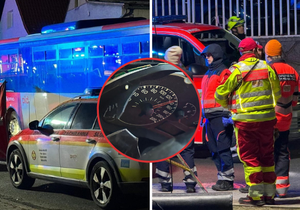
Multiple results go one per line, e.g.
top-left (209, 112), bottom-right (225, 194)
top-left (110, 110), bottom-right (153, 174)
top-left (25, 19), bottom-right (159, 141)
top-left (215, 57), bottom-right (281, 122)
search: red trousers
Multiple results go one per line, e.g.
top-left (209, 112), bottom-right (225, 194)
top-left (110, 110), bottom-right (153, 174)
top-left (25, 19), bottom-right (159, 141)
top-left (234, 119), bottom-right (277, 201)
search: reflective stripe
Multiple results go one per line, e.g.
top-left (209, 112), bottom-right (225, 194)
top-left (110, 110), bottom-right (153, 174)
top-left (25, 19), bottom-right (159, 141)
top-left (234, 111), bottom-right (275, 120)
top-left (215, 91), bottom-right (227, 100)
top-left (217, 168), bottom-right (234, 181)
top-left (202, 99), bottom-right (216, 104)
top-left (264, 183), bottom-right (276, 198)
top-left (276, 176), bottom-right (289, 184)
top-left (204, 107), bottom-right (227, 113)
top-left (229, 99), bottom-right (275, 109)
top-left (239, 90), bottom-right (273, 99)
top-left (248, 184), bottom-right (264, 200)
top-left (156, 168), bottom-right (170, 178)
top-left (183, 166), bottom-right (197, 176)
top-left (243, 69), bottom-right (269, 81)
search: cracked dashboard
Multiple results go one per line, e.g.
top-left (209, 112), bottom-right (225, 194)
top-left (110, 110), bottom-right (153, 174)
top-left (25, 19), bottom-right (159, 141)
top-left (98, 61), bottom-right (200, 161)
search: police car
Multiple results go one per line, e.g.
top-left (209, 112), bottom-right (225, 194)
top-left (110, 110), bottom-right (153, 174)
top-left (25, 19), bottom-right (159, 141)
top-left (6, 96), bottom-right (149, 209)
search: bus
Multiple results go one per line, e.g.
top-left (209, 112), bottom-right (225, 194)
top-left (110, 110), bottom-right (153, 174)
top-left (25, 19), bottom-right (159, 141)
top-left (0, 18), bottom-right (150, 160)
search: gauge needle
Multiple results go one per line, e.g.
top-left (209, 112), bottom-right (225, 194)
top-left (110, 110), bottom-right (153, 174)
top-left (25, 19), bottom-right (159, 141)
top-left (152, 100), bottom-right (177, 109)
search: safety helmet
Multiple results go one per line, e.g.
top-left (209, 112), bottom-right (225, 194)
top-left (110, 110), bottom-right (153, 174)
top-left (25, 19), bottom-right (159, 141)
top-left (227, 16), bottom-right (245, 30)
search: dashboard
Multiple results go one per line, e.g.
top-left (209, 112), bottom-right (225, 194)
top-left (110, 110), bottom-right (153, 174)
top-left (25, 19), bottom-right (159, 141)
top-left (98, 62), bottom-right (200, 161)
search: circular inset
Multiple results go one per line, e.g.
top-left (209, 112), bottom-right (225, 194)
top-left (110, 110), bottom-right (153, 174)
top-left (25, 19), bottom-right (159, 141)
top-left (97, 58), bottom-right (201, 163)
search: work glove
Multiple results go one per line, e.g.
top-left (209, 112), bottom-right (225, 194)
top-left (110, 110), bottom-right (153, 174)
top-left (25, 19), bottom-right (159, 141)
top-left (222, 116), bottom-right (233, 127)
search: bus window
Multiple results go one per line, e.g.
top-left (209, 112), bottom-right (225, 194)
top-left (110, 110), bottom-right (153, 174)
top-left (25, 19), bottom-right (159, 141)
top-left (104, 45), bottom-right (118, 56)
top-left (141, 41), bottom-right (150, 54)
top-left (88, 45), bottom-right (104, 57)
top-left (59, 48), bottom-right (72, 59)
top-left (33, 51), bottom-right (45, 61)
top-left (72, 47), bottom-right (85, 59)
top-left (46, 50), bottom-right (56, 60)
top-left (122, 42), bottom-right (140, 54)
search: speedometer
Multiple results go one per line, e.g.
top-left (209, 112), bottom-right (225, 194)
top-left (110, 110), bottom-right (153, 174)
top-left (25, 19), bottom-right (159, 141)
top-left (119, 85), bottom-right (178, 125)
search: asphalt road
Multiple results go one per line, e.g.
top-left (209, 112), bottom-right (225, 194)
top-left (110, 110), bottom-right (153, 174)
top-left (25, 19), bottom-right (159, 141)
top-left (0, 164), bottom-right (149, 210)
top-left (153, 139), bottom-right (300, 209)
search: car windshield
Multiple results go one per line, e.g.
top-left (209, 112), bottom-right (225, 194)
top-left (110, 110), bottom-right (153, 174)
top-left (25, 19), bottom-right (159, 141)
top-left (192, 29), bottom-right (241, 67)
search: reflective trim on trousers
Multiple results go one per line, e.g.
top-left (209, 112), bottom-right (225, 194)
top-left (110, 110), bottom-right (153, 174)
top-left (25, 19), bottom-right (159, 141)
top-left (264, 184), bottom-right (276, 198)
top-left (156, 168), bottom-right (170, 179)
top-left (217, 168), bottom-right (234, 181)
top-left (248, 184), bottom-right (264, 200)
top-left (183, 166), bottom-right (197, 184)
top-left (276, 176), bottom-right (290, 196)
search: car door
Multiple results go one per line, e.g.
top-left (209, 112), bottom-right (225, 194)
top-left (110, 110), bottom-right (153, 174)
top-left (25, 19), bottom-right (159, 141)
top-left (59, 102), bottom-right (98, 180)
top-left (28, 102), bottom-right (77, 177)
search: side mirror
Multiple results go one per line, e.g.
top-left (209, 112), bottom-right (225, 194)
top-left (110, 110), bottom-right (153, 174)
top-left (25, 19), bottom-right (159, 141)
top-left (29, 120), bottom-right (39, 130)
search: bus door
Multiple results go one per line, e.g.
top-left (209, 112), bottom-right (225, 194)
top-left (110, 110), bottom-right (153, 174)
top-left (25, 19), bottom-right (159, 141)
top-left (0, 80), bottom-right (8, 160)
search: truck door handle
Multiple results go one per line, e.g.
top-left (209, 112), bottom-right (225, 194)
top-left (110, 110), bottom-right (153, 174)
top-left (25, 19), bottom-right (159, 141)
top-left (51, 137), bottom-right (60, 142)
top-left (86, 139), bottom-right (97, 144)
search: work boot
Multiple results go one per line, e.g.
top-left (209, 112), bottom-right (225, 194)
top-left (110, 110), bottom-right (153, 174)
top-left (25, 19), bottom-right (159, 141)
top-left (238, 197), bottom-right (265, 206)
top-left (212, 180), bottom-right (233, 191)
top-left (265, 198), bottom-right (275, 205)
top-left (239, 184), bottom-right (249, 193)
top-left (160, 183), bottom-right (172, 192)
top-left (186, 185), bottom-right (196, 193)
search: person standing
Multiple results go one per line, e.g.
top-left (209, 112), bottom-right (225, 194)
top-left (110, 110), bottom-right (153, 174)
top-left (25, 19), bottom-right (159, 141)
top-left (215, 38), bottom-right (281, 206)
top-left (227, 16), bottom-right (246, 40)
top-left (265, 39), bottom-right (300, 198)
top-left (201, 43), bottom-right (235, 191)
top-left (155, 46), bottom-right (197, 193)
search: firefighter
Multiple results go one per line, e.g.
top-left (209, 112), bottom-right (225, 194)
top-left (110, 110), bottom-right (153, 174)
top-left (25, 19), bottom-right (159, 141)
top-left (201, 43), bottom-right (235, 191)
top-left (265, 39), bottom-right (300, 198)
top-left (155, 46), bottom-right (197, 193)
top-left (215, 38), bottom-right (281, 206)
top-left (227, 16), bottom-right (246, 40)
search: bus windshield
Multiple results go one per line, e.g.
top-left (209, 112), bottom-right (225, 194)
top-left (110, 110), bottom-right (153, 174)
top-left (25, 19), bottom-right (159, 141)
top-left (192, 29), bottom-right (241, 67)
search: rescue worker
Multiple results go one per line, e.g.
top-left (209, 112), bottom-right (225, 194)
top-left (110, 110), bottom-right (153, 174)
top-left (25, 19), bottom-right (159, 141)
top-left (227, 16), bottom-right (246, 40)
top-left (265, 39), bottom-right (300, 198)
top-left (238, 40), bottom-right (264, 194)
top-left (215, 38), bottom-right (281, 206)
top-left (201, 43), bottom-right (234, 191)
top-left (155, 46), bottom-right (197, 193)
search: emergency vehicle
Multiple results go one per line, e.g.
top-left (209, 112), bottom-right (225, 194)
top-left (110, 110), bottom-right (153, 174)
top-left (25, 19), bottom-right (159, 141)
top-left (0, 18), bottom-right (150, 160)
top-left (6, 96), bottom-right (149, 209)
top-left (153, 16), bottom-right (300, 143)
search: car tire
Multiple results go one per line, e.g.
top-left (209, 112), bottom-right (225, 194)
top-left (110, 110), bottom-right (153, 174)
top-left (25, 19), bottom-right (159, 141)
top-left (8, 149), bottom-right (35, 189)
top-left (8, 111), bottom-right (21, 140)
top-left (89, 161), bottom-right (119, 209)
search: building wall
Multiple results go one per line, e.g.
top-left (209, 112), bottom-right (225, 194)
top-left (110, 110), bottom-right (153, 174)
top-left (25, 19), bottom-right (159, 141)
top-left (67, 0), bottom-right (87, 11)
top-left (65, 1), bottom-right (124, 22)
top-left (1, 0), bottom-right (27, 39)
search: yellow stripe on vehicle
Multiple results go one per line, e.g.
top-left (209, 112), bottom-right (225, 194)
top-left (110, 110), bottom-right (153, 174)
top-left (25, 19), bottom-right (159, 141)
top-left (30, 164), bottom-right (61, 176)
top-left (118, 168), bottom-right (149, 182)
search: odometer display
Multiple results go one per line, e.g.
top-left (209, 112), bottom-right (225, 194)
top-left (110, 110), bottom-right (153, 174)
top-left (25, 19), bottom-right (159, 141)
top-left (119, 85), bottom-right (178, 125)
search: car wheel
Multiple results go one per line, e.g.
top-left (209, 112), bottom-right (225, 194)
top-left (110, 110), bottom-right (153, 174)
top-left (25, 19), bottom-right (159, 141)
top-left (8, 111), bottom-right (21, 139)
top-left (8, 149), bottom-right (35, 189)
top-left (89, 161), bottom-right (118, 209)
